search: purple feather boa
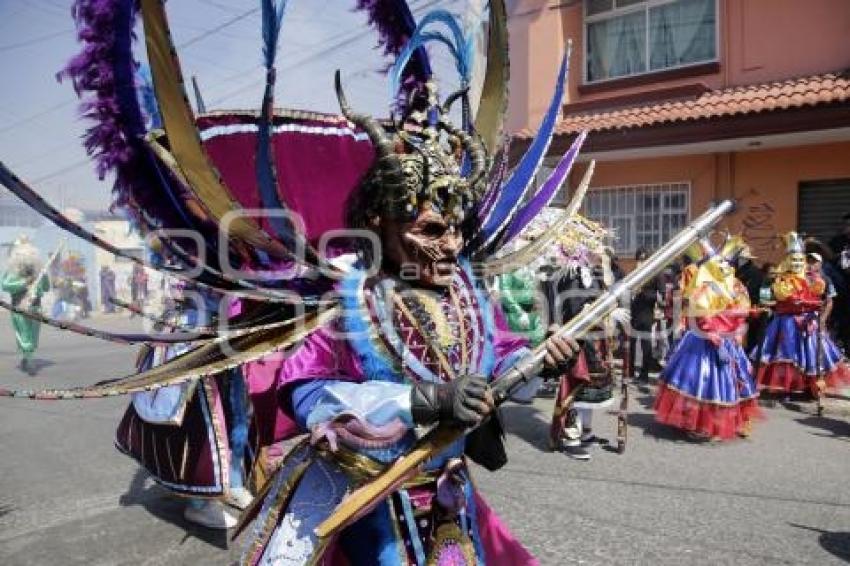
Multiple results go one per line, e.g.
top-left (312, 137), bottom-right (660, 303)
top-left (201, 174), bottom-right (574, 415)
top-left (355, 0), bottom-right (430, 101)
top-left (56, 0), bottom-right (220, 267)
top-left (58, 0), bottom-right (139, 191)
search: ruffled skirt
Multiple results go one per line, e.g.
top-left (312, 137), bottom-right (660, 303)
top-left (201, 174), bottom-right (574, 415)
top-left (753, 314), bottom-right (850, 395)
top-left (655, 332), bottom-right (760, 440)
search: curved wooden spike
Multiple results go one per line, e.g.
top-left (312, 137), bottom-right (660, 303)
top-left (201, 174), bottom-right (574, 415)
top-left (0, 298), bottom-right (213, 346)
top-left (473, 0), bottom-right (509, 154)
top-left (140, 0), bottom-right (293, 261)
top-left (0, 307), bottom-right (339, 400)
top-left (0, 159), bottom-right (313, 304)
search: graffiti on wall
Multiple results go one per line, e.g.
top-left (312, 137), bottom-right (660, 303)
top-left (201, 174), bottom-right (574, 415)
top-left (740, 194), bottom-right (778, 258)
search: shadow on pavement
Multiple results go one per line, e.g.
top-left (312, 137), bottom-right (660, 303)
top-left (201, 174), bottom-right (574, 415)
top-left (634, 391), bottom-right (656, 411)
top-left (29, 358), bottom-right (55, 372)
top-left (820, 531), bottom-right (850, 562)
top-left (6, 358), bottom-right (55, 376)
top-left (790, 524), bottom-right (850, 562)
top-left (500, 403), bottom-right (552, 452)
top-left (794, 415), bottom-right (850, 439)
top-left (626, 411), bottom-right (695, 443)
top-left (758, 391), bottom-right (817, 414)
top-left (119, 468), bottom-right (229, 550)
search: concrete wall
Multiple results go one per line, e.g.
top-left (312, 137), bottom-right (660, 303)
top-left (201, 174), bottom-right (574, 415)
top-left (728, 141), bottom-right (850, 260)
top-left (505, 0), bottom-right (568, 133)
top-left (568, 140), bottom-right (850, 264)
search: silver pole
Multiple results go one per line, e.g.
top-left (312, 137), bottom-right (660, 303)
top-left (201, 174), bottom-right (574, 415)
top-left (493, 199), bottom-right (735, 401)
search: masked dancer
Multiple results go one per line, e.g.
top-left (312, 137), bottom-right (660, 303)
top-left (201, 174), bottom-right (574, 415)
top-left (115, 283), bottom-right (254, 529)
top-left (0, 1), bottom-right (734, 563)
top-left (654, 237), bottom-right (761, 440)
top-left (753, 232), bottom-right (850, 398)
top-left (2, 235), bottom-right (50, 374)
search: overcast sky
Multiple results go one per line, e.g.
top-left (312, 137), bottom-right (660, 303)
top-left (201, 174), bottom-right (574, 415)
top-left (0, 0), bottom-right (464, 210)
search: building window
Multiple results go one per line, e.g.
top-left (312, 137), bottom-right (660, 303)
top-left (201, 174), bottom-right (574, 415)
top-left (585, 0), bottom-right (717, 83)
top-left (582, 182), bottom-right (690, 255)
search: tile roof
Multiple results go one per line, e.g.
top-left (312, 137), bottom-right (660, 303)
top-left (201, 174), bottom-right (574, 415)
top-left (516, 71), bottom-right (850, 139)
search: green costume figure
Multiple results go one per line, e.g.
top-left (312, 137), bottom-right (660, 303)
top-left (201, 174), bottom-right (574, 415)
top-left (498, 266), bottom-right (546, 346)
top-left (2, 236), bottom-right (49, 374)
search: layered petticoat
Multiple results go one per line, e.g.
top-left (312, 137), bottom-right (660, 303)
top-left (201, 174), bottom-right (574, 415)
top-left (655, 332), bottom-right (760, 440)
top-left (753, 313), bottom-right (850, 395)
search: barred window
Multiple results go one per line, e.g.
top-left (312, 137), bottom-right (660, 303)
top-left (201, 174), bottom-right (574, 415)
top-left (582, 182), bottom-right (690, 256)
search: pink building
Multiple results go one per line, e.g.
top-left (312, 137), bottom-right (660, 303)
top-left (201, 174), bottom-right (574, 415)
top-left (508, 0), bottom-right (850, 262)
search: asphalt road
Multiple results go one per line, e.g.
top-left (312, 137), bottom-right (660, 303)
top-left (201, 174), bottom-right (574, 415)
top-left (1, 312), bottom-right (849, 565)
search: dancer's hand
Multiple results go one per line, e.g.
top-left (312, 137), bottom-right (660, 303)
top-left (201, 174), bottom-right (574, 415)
top-left (410, 374), bottom-right (493, 427)
top-left (543, 325), bottom-right (580, 373)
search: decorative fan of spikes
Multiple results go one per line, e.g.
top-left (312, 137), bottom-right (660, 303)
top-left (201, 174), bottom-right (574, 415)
top-left (0, 0), bottom-right (594, 400)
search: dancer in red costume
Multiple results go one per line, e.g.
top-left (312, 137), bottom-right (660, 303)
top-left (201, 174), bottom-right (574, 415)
top-left (753, 232), bottom-right (850, 397)
top-left (655, 237), bottom-right (761, 440)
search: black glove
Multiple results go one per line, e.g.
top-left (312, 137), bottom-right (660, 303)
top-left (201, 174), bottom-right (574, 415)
top-left (410, 374), bottom-right (491, 427)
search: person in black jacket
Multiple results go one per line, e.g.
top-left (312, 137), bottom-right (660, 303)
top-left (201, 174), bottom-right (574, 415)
top-left (630, 248), bottom-right (662, 385)
top-left (828, 212), bottom-right (850, 259)
top-left (807, 238), bottom-right (850, 352)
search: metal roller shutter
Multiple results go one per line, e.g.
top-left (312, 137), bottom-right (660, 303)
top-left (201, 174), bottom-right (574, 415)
top-left (798, 180), bottom-right (850, 243)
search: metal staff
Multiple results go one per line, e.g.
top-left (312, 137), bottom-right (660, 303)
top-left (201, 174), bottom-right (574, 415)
top-left (617, 324), bottom-right (630, 454)
top-left (315, 199), bottom-right (735, 539)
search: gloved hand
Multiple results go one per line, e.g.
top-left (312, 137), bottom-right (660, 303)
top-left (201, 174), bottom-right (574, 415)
top-left (410, 374), bottom-right (492, 427)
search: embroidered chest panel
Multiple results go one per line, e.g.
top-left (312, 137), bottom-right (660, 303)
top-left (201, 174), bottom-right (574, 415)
top-left (352, 268), bottom-right (489, 384)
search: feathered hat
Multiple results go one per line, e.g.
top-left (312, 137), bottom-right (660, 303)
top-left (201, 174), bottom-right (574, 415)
top-left (8, 234), bottom-right (42, 275)
top-left (684, 238), bottom-right (716, 265)
top-left (719, 234), bottom-right (752, 263)
top-left (0, 1), bottom-right (594, 400)
top-left (783, 231), bottom-right (805, 255)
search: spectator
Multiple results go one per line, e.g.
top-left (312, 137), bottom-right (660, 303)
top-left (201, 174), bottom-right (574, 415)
top-left (828, 212), bottom-right (850, 260)
top-left (130, 263), bottom-right (149, 315)
top-left (100, 265), bottom-right (117, 313)
top-left (656, 261), bottom-right (681, 362)
top-left (605, 247), bottom-right (625, 282)
top-left (806, 238), bottom-right (850, 351)
top-left (629, 248), bottom-right (662, 385)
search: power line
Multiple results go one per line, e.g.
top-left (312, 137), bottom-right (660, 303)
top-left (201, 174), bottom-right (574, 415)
top-left (4, 6), bottom-right (262, 182)
top-left (196, 0), bottom-right (247, 15)
top-left (0, 6), bottom-right (260, 136)
top-left (30, 157), bottom-right (93, 185)
top-left (9, 0), bottom-right (457, 184)
top-left (0, 28), bottom-right (74, 52)
top-left (0, 99), bottom-right (77, 135)
top-left (176, 7), bottom-right (260, 50)
top-left (210, 0), bottom-right (447, 106)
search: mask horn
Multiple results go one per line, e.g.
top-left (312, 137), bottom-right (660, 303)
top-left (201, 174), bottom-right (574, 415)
top-left (335, 70), bottom-right (403, 190)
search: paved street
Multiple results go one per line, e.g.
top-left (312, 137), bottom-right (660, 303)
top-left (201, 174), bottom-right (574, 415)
top-left (1, 311), bottom-right (850, 565)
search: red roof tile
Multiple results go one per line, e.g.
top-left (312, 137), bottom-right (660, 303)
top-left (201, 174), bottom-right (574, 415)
top-left (516, 72), bottom-right (850, 139)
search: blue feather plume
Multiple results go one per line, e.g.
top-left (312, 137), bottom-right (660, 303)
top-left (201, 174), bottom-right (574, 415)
top-left (262, 0), bottom-right (287, 69)
top-left (255, 0), bottom-right (323, 265)
top-left (389, 10), bottom-right (475, 107)
top-left (472, 43), bottom-right (573, 256)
